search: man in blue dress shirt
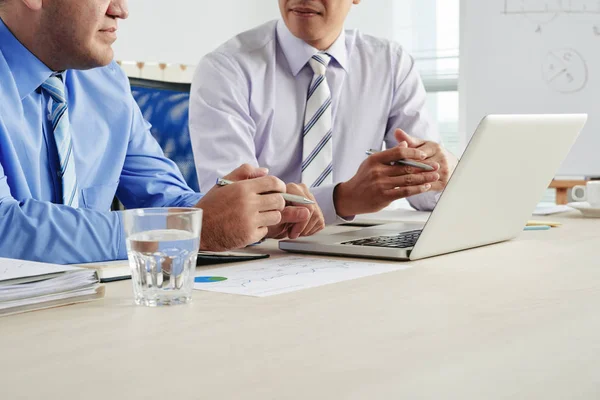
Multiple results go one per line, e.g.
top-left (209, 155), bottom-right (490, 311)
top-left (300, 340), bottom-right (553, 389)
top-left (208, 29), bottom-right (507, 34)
top-left (0, 0), bottom-right (321, 264)
top-left (190, 0), bottom-right (459, 227)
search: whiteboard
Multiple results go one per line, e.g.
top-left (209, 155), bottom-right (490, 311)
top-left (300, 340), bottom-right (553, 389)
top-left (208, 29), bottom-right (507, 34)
top-left (460, 0), bottom-right (600, 176)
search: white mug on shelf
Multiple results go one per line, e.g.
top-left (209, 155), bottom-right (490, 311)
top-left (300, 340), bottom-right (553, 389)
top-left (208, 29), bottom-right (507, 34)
top-left (571, 181), bottom-right (600, 207)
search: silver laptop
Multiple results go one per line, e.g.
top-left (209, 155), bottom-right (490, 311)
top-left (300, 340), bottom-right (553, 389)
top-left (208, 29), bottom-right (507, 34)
top-left (280, 114), bottom-right (587, 261)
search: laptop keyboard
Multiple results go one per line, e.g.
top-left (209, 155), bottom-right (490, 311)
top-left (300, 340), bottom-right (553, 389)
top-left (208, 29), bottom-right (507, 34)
top-left (341, 230), bottom-right (422, 249)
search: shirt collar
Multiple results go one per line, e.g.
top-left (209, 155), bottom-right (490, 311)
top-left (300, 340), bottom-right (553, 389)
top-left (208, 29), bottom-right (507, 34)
top-left (0, 17), bottom-right (53, 100)
top-left (276, 19), bottom-right (348, 76)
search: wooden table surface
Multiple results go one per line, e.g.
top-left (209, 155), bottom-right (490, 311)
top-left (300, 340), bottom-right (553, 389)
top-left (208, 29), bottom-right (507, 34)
top-left (1, 212), bottom-right (599, 399)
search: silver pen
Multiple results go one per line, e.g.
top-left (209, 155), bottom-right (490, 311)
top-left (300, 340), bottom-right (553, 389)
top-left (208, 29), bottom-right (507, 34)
top-left (365, 149), bottom-right (435, 171)
top-left (216, 178), bottom-right (316, 205)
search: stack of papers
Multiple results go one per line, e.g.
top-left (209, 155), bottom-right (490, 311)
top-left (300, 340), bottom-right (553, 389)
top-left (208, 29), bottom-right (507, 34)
top-left (0, 258), bottom-right (104, 316)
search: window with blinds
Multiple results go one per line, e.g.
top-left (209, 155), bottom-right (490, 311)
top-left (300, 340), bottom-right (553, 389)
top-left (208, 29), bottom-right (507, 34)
top-left (391, 0), bottom-right (460, 156)
top-left (391, 0), bottom-right (555, 203)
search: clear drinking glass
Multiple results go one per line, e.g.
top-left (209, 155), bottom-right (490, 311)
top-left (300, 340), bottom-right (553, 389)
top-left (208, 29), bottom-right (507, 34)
top-left (123, 207), bottom-right (202, 306)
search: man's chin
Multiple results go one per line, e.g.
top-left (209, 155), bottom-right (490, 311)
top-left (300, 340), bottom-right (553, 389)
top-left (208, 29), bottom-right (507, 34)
top-left (80, 48), bottom-right (115, 70)
top-left (290, 26), bottom-right (323, 43)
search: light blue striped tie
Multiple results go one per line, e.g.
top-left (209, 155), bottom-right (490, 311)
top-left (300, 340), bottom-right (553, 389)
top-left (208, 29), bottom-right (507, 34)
top-left (41, 76), bottom-right (79, 207)
top-left (302, 53), bottom-right (333, 188)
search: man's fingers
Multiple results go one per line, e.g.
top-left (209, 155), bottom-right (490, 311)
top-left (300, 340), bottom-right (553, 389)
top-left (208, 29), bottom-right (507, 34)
top-left (304, 215), bottom-right (325, 236)
top-left (288, 218), bottom-right (310, 239)
top-left (271, 206), bottom-right (312, 240)
top-left (257, 193), bottom-right (286, 212)
top-left (250, 227), bottom-right (269, 245)
top-left (285, 182), bottom-right (309, 196)
top-left (223, 163), bottom-right (269, 181)
top-left (244, 175), bottom-right (287, 195)
top-left (280, 184), bottom-right (313, 224)
top-left (386, 172), bottom-right (439, 189)
top-left (429, 181), bottom-right (446, 192)
top-left (373, 145), bottom-right (427, 165)
top-left (383, 183), bottom-right (433, 201)
top-left (302, 216), bottom-right (319, 236)
top-left (384, 161), bottom-right (440, 177)
top-left (394, 128), bottom-right (425, 148)
top-left (256, 210), bottom-right (283, 228)
top-left (415, 141), bottom-right (443, 159)
top-left (280, 206), bottom-right (311, 224)
top-left (395, 129), bottom-right (446, 160)
top-left (292, 209), bottom-right (324, 238)
top-left (266, 223), bottom-right (289, 240)
top-left (281, 182), bottom-right (324, 238)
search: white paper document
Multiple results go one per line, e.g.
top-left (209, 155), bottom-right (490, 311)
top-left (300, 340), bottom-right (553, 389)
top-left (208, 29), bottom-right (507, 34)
top-left (0, 258), bottom-right (103, 316)
top-left (0, 257), bottom-right (83, 284)
top-left (193, 256), bottom-right (411, 297)
top-left (532, 204), bottom-right (573, 216)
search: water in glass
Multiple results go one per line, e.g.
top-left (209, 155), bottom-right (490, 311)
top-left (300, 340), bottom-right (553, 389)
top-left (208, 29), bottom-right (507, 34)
top-left (127, 229), bottom-right (199, 306)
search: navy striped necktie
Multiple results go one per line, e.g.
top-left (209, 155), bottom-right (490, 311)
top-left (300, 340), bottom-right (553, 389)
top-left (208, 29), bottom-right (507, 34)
top-left (301, 53), bottom-right (333, 188)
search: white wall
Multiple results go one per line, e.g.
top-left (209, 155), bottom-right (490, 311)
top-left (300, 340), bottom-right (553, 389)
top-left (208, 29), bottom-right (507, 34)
top-left (113, 0), bottom-right (399, 65)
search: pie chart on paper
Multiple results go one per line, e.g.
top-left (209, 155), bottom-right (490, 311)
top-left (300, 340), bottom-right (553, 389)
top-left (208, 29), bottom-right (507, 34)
top-left (194, 276), bottom-right (228, 283)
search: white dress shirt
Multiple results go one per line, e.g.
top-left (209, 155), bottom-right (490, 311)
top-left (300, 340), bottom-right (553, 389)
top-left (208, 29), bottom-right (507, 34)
top-left (190, 20), bottom-right (440, 224)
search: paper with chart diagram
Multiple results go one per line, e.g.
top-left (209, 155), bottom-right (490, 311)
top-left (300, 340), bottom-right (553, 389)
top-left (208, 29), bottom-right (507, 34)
top-left (193, 256), bottom-right (411, 297)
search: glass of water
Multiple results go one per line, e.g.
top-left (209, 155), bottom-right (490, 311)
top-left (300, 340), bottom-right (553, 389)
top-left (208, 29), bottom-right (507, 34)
top-left (123, 207), bottom-right (202, 306)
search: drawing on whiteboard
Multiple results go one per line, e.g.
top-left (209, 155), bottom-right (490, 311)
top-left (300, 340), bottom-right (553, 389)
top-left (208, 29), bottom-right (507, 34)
top-left (503, 0), bottom-right (560, 28)
top-left (503, 0), bottom-right (600, 32)
top-left (541, 48), bottom-right (588, 93)
top-left (504, 0), bottom-right (600, 15)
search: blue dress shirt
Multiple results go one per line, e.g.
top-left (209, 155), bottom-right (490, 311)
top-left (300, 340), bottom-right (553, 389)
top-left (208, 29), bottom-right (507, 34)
top-left (0, 19), bottom-right (202, 264)
top-left (190, 20), bottom-right (440, 225)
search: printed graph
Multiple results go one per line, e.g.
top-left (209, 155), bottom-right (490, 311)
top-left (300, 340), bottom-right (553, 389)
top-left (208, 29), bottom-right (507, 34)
top-left (193, 256), bottom-right (410, 297)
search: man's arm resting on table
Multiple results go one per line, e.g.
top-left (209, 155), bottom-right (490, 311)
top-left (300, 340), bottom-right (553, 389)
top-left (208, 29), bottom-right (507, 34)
top-left (384, 49), bottom-right (454, 212)
top-left (0, 196), bottom-right (126, 264)
top-left (330, 144), bottom-right (440, 219)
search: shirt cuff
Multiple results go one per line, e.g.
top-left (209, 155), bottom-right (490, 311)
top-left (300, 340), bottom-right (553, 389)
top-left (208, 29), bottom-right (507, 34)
top-left (407, 190), bottom-right (442, 211)
top-left (180, 193), bottom-right (204, 207)
top-left (311, 184), bottom-right (355, 225)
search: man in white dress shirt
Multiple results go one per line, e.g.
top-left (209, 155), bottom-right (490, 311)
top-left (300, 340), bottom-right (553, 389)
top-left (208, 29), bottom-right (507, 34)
top-left (189, 0), bottom-right (458, 231)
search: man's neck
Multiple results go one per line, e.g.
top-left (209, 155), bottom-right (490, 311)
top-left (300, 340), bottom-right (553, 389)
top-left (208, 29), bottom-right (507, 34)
top-left (306, 29), bottom-right (343, 51)
top-left (1, 10), bottom-right (60, 71)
